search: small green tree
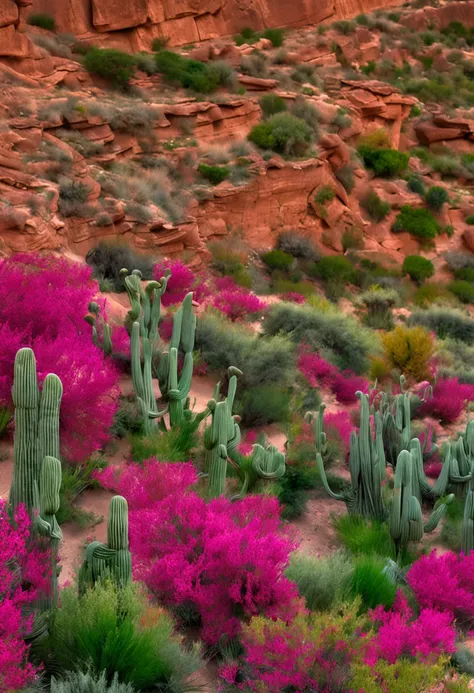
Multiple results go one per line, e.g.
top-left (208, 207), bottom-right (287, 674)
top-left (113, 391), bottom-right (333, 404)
top-left (402, 255), bottom-right (435, 284)
top-left (248, 113), bottom-right (312, 157)
top-left (84, 48), bottom-right (136, 88)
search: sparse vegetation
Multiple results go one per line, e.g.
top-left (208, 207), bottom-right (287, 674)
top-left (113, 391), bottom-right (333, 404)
top-left (27, 13), bottom-right (56, 31)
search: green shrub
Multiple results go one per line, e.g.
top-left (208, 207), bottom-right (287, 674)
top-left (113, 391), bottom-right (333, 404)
top-left (426, 185), bottom-right (449, 211)
top-left (449, 279), bottom-right (474, 304)
top-left (84, 48), bottom-right (136, 88)
top-left (311, 255), bottom-right (356, 284)
top-left (198, 162), bottom-right (230, 184)
top-left (155, 50), bottom-right (228, 93)
top-left (262, 248), bottom-right (294, 271)
top-left (392, 205), bottom-right (440, 239)
top-left (51, 671), bottom-right (135, 693)
top-left (86, 242), bottom-right (154, 292)
top-left (413, 283), bottom-right (452, 307)
top-left (402, 255), bottom-right (435, 283)
top-left (407, 174), bottom-right (426, 196)
top-left (263, 302), bottom-right (374, 373)
top-left (130, 420), bottom-right (200, 463)
top-left (263, 27), bottom-right (285, 47)
top-left (234, 27), bottom-right (260, 46)
top-left (361, 191), bottom-right (390, 221)
top-left (259, 93), bottom-right (287, 118)
top-left (341, 228), bottom-right (364, 252)
top-left (332, 19), bottom-right (356, 35)
top-left (333, 515), bottom-right (395, 558)
top-left (410, 308), bottom-right (474, 342)
top-left (445, 251), bottom-right (474, 272)
top-left (248, 113), bottom-right (312, 157)
top-left (290, 97), bottom-right (320, 132)
top-left (38, 582), bottom-right (201, 690)
top-left (358, 146), bottom-right (410, 177)
top-left (237, 384), bottom-right (290, 426)
top-left (314, 185), bottom-right (335, 205)
top-left (58, 179), bottom-right (93, 217)
top-left (277, 231), bottom-right (320, 261)
top-left (286, 552), bottom-right (353, 612)
top-left (196, 311), bottom-right (295, 388)
top-left (455, 267), bottom-right (474, 282)
top-left (348, 556), bottom-right (397, 612)
top-left (336, 164), bottom-right (355, 193)
top-left (152, 37), bottom-right (169, 51)
top-left (27, 13), bottom-right (56, 30)
top-left (358, 287), bottom-right (397, 330)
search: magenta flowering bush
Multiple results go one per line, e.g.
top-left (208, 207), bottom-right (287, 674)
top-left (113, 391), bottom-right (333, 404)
top-left (298, 348), bottom-right (337, 389)
top-left (0, 499), bottom-right (50, 691)
top-left (212, 289), bottom-right (266, 322)
top-left (407, 550), bottom-right (474, 627)
top-left (0, 253), bottom-right (96, 339)
top-left (0, 327), bottom-right (119, 462)
top-left (96, 458), bottom-right (300, 644)
top-left (418, 378), bottom-right (474, 423)
top-left (324, 411), bottom-right (355, 456)
top-left (331, 371), bottom-right (369, 404)
top-left (280, 292), bottom-right (306, 304)
top-left (154, 259), bottom-right (198, 306)
top-left (366, 591), bottom-right (456, 664)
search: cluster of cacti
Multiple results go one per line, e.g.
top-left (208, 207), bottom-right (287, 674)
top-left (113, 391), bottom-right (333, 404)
top-left (9, 347), bottom-right (63, 609)
top-left (84, 301), bottom-right (113, 356)
top-left (317, 392), bottom-right (386, 521)
top-left (379, 376), bottom-right (435, 468)
top-left (123, 268), bottom-right (206, 436)
top-left (389, 449), bottom-right (454, 555)
top-left (79, 495), bottom-right (132, 594)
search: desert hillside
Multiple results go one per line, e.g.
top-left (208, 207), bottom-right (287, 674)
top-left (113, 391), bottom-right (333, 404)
top-left (4, 1), bottom-right (474, 692)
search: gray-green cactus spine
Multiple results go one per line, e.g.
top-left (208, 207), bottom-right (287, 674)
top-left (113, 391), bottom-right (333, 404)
top-left (205, 368), bottom-right (242, 498)
top-left (317, 391), bottom-right (386, 521)
top-left (79, 495), bottom-right (132, 593)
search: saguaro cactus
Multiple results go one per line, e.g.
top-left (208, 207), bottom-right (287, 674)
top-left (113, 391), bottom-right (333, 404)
top-left (36, 456), bottom-right (62, 609)
top-left (10, 348), bottom-right (63, 514)
top-left (462, 466), bottom-right (474, 555)
top-left (9, 347), bottom-right (63, 609)
top-left (389, 449), bottom-right (453, 555)
top-left (317, 391), bottom-right (386, 521)
top-left (79, 495), bottom-right (132, 593)
top-left (205, 367), bottom-right (242, 498)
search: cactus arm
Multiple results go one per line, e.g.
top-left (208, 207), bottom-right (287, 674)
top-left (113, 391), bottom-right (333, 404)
top-left (316, 452), bottom-right (344, 501)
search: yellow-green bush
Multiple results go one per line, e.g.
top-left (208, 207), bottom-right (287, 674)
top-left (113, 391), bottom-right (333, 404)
top-left (382, 325), bottom-right (434, 381)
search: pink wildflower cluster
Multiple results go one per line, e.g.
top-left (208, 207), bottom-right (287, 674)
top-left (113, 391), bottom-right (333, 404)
top-left (0, 500), bottom-right (50, 690)
top-left (0, 254), bottom-right (120, 462)
top-left (407, 550), bottom-right (474, 626)
top-left (366, 591), bottom-right (456, 664)
top-left (96, 459), bottom-right (299, 644)
top-left (298, 346), bottom-right (368, 404)
top-left (154, 260), bottom-right (200, 307)
top-left (419, 378), bottom-right (474, 423)
top-left (280, 292), bottom-right (306, 304)
top-left (212, 289), bottom-right (266, 322)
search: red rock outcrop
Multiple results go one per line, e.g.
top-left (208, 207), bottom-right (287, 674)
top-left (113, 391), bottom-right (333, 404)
top-left (25, 0), bottom-right (404, 51)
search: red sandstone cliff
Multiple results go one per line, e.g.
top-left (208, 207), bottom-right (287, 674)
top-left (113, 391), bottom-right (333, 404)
top-left (19, 0), bottom-right (400, 50)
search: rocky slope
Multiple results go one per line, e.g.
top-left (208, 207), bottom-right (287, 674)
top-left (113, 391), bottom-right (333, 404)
top-left (2, 0), bottom-right (474, 275)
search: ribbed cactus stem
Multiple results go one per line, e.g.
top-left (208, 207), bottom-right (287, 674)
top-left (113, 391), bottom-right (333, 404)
top-left (10, 348), bottom-right (41, 513)
top-left (108, 495), bottom-right (129, 551)
top-left (37, 455), bottom-right (62, 609)
top-left (37, 374), bottom-right (62, 477)
top-left (462, 469), bottom-right (474, 555)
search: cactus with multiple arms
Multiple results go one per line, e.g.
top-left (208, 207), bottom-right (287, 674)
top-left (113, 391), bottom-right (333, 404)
top-left (79, 495), bottom-right (132, 593)
top-left (389, 449), bottom-right (454, 556)
top-left (84, 301), bottom-right (113, 356)
top-left (317, 391), bottom-right (386, 521)
top-left (205, 368), bottom-right (242, 498)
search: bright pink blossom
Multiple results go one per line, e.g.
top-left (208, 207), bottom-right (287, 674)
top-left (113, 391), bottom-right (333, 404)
top-left (419, 378), bottom-right (474, 423)
top-left (154, 260), bottom-right (197, 306)
top-left (298, 349), bottom-right (337, 389)
top-left (96, 459), bottom-right (299, 644)
top-left (212, 289), bottom-right (266, 322)
top-left (330, 371), bottom-right (369, 404)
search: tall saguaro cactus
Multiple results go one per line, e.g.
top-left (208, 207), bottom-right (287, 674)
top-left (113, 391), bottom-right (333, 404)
top-left (79, 495), bottom-right (132, 593)
top-left (317, 391), bottom-right (386, 521)
top-left (10, 348), bottom-right (63, 514)
top-left (9, 347), bottom-right (63, 609)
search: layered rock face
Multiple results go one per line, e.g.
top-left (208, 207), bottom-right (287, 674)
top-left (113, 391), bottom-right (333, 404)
top-left (25, 0), bottom-right (400, 49)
